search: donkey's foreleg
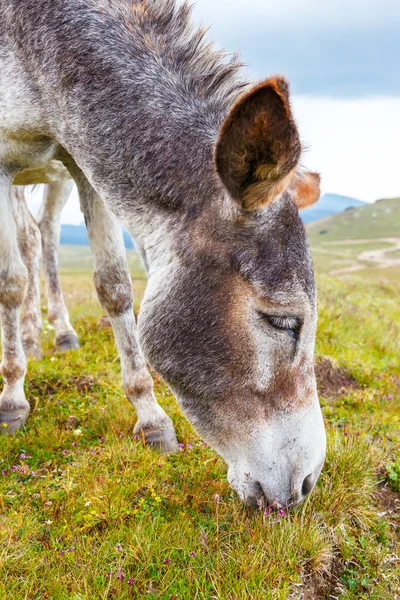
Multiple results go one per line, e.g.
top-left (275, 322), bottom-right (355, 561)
top-left (37, 180), bottom-right (80, 351)
top-left (0, 177), bottom-right (30, 432)
top-left (80, 188), bottom-right (178, 452)
top-left (13, 187), bottom-right (43, 360)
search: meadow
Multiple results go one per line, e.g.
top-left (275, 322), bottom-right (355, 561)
top-left (0, 232), bottom-right (399, 598)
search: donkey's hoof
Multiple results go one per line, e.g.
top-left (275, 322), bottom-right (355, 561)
top-left (55, 333), bottom-right (80, 352)
top-left (0, 409), bottom-right (30, 434)
top-left (23, 341), bottom-right (43, 361)
top-left (135, 422), bottom-right (179, 454)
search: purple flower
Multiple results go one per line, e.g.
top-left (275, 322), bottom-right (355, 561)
top-left (117, 572), bottom-right (125, 581)
top-left (186, 444), bottom-right (192, 449)
top-left (11, 466), bottom-right (17, 472)
top-left (67, 547), bottom-right (75, 553)
top-left (278, 509), bottom-right (286, 518)
top-left (106, 571), bottom-right (113, 578)
top-left (100, 437), bottom-right (106, 444)
top-left (387, 395), bottom-right (394, 400)
top-left (127, 578), bottom-right (135, 585)
top-left (60, 550), bottom-right (65, 556)
top-left (19, 453), bottom-right (26, 459)
top-left (72, 442), bottom-right (79, 447)
top-left (164, 558), bottom-right (171, 565)
top-left (178, 443), bottom-right (184, 450)
top-left (62, 450), bottom-right (68, 455)
top-left (1, 470), bottom-right (8, 476)
top-left (203, 442), bottom-right (208, 447)
top-left (189, 551), bottom-right (196, 558)
top-left (134, 435), bottom-right (140, 442)
top-left (28, 471), bottom-right (35, 477)
top-left (115, 543), bottom-right (122, 552)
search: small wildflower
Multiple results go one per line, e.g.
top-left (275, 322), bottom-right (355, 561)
top-left (115, 543), bottom-right (122, 551)
top-left (73, 429), bottom-right (82, 437)
top-left (60, 550), bottom-right (65, 556)
top-left (29, 471), bottom-right (35, 476)
top-left (189, 551), bottom-right (196, 558)
top-left (178, 443), bottom-right (184, 450)
top-left (106, 571), bottom-right (113, 578)
top-left (1, 470), bottom-right (8, 475)
top-left (100, 437), bottom-right (106, 443)
top-left (20, 467), bottom-right (26, 474)
top-left (11, 466), bottom-right (17, 472)
top-left (186, 444), bottom-right (192, 449)
top-left (46, 520), bottom-right (53, 525)
top-left (133, 435), bottom-right (140, 442)
top-left (164, 558), bottom-right (171, 565)
top-left (203, 442), bottom-right (208, 447)
top-left (264, 507), bottom-right (273, 517)
top-left (127, 578), bottom-right (135, 585)
top-left (1, 423), bottom-right (8, 429)
top-left (19, 453), bottom-right (26, 459)
top-left (72, 442), bottom-right (79, 447)
top-left (67, 547), bottom-right (75, 553)
top-left (387, 395), bottom-right (394, 400)
top-left (117, 572), bottom-right (125, 581)
top-left (278, 509), bottom-right (286, 518)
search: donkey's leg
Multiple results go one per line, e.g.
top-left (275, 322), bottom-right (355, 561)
top-left (37, 180), bottom-right (80, 351)
top-left (13, 187), bottom-right (43, 360)
top-left (0, 176), bottom-right (30, 432)
top-left (79, 183), bottom-right (178, 452)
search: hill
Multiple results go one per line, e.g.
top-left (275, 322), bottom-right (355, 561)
top-left (301, 193), bottom-right (366, 224)
top-left (306, 197), bottom-right (400, 243)
top-left (60, 224), bottom-right (134, 248)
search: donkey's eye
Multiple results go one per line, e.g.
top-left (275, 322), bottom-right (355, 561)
top-left (260, 315), bottom-right (302, 339)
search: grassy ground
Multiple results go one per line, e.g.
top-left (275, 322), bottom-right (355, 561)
top-left (306, 197), bottom-right (400, 243)
top-left (0, 251), bottom-right (399, 598)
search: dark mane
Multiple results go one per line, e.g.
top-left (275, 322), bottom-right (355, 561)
top-left (105, 0), bottom-right (248, 110)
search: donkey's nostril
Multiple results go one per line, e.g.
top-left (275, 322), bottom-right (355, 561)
top-left (301, 473), bottom-right (315, 497)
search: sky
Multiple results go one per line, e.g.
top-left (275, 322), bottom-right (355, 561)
top-left (29, 0), bottom-right (400, 223)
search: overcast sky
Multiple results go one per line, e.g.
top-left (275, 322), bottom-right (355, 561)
top-left (30, 0), bottom-right (400, 223)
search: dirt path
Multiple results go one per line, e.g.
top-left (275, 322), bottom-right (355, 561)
top-left (327, 237), bottom-right (400, 276)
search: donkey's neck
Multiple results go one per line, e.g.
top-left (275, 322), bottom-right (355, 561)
top-left (9, 0), bottom-right (245, 226)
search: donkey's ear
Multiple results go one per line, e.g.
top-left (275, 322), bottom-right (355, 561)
top-left (214, 76), bottom-right (301, 210)
top-left (290, 171), bottom-right (321, 209)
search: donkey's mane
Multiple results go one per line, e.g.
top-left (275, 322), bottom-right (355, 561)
top-left (109, 0), bottom-right (248, 110)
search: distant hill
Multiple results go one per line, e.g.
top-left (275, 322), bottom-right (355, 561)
top-left (60, 224), bottom-right (134, 249)
top-left (301, 193), bottom-right (366, 224)
top-left (306, 197), bottom-right (400, 243)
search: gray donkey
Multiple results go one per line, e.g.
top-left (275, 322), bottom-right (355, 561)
top-left (12, 166), bottom-right (80, 360)
top-left (0, 0), bottom-right (326, 508)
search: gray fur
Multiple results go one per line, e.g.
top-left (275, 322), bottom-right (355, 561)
top-left (0, 0), bottom-right (326, 507)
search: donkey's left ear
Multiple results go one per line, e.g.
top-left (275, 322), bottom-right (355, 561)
top-left (289, 170), bottom-right (321, 209)
top-left (214, 76), bottom-right (302, 210)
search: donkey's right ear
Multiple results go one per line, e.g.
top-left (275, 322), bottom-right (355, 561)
top-left (214, 76), bottom-right (302, 210)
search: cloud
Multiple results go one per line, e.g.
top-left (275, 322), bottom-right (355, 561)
top-left (292, 96), bottom-right (400, 202)
top-left (189, 0), bottom-right (400, 97)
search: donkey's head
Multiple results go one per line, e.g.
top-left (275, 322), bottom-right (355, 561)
top-left (140, 77), bottom-right (326, 508)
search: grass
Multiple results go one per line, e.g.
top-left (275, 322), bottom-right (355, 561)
top-left (0, 253), bottom-right (399, 598)
top-left (306, 197), bottom-right (400, 243)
